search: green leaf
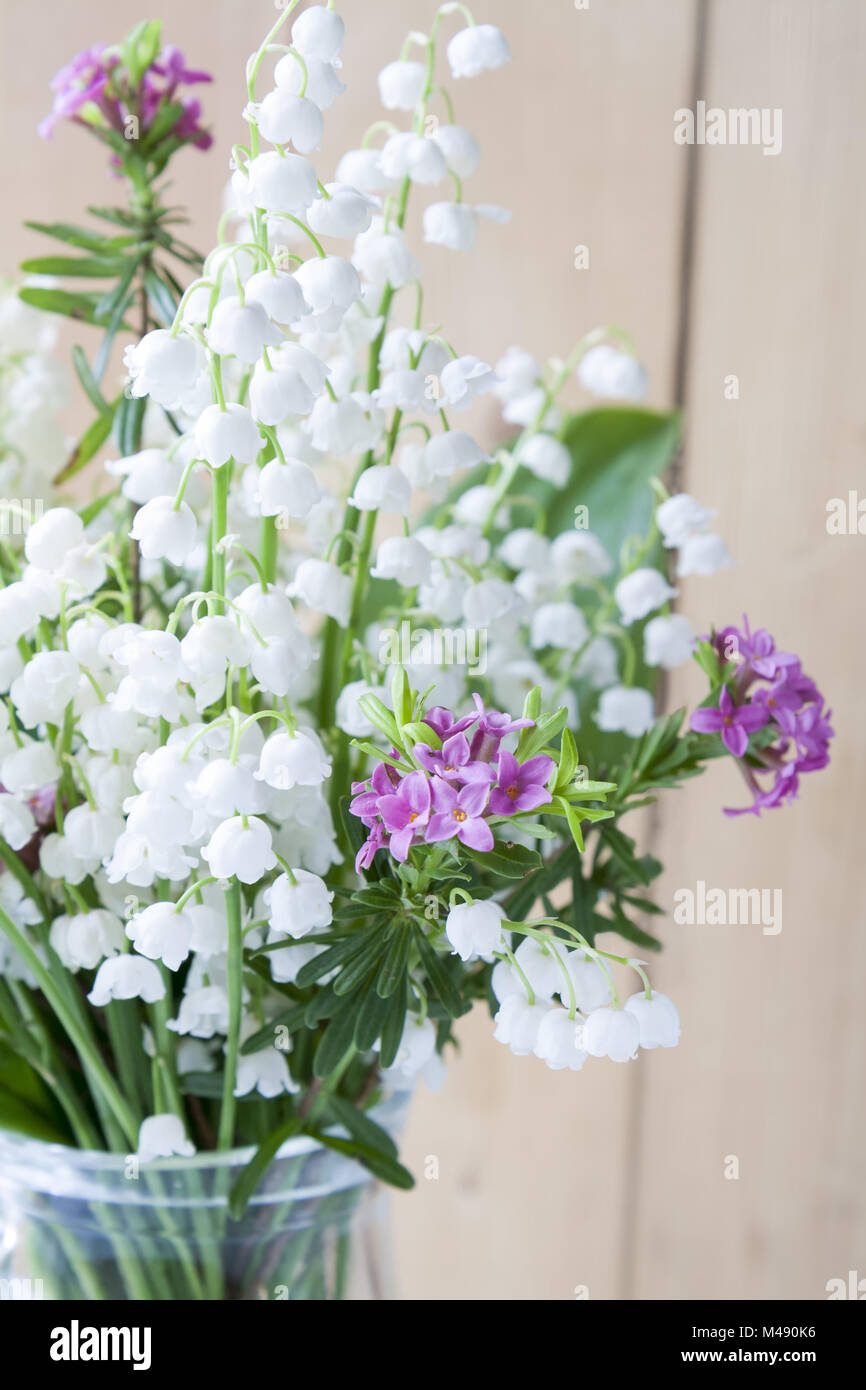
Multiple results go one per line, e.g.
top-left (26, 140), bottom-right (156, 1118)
top-left (401, 720), bottom-right (441, 750)
top-left (357, 695), bottom-right (402, 747)
top-left (376, 923), bottom-right (411, 999)
top-left (378, 977), bottom-right (408, 1069)
top-left (0, 1041), bottom-right (70, 1144)
top-left (18, 285), bottom-right (102, 324)
top-left (518, 707), bottom-right (569, 761)
top-left (555, 728), bottom-right (579, 790)
top-left (311, 1130), bottom-right (414, 1191)
top-left (24, 219), bottom-right (138, 252)
top-left (71, 345), bottom-right (111, 416)
top-left (20, 254), bottom-right (131, 278)
top-left (558, 797), bottom-right (585, 852)
top-left (54, 402), bottom-right (119, 484)
top-left (460, 841), bottom-right (542, 880)
top-left (324, 1095), bottom-right (398, 1158)
top-left (114, 393), bottom-right (147, 457)
top-left (144, 269), bottom-right (177, 327)
top-left (228, 1111), bottom-right (304, 1221)
top-left (391, 666), bottom-right (412, 727)
top-left (313, 1000), bottom-right (361, 1079)
top-left (414, 928), bottom-right (463, 1017)
top-left (353, 983), bottom-right (392, 1052)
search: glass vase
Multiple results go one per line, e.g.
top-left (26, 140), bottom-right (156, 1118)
top-left (0, 1092), bottom-right (409, 1302)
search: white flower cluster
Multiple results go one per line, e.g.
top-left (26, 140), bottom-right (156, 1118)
top-left (0, 5), bottom-right (721, 1157)
top-left (443, 899), bottom-right (679, 1070)
top-left (0, 279), bottom-right (69, 523)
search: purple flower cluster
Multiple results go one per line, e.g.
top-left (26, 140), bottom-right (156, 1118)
top-left (39, 42), bottom-right (212, 150)
top-left (690, 616), bottom-right (833, 816)
top-left (350, 695), bottom-right (555, 871)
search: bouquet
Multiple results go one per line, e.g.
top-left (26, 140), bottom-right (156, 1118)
top-left (0, 3), bottom-right (832, 1302)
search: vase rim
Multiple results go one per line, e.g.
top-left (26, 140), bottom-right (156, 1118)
top-left (0, 1088), bottom-right (410, 1177)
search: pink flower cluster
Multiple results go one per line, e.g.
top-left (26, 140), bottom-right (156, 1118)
top-left (690, 616), bottom-right (833, 816)
top-left (350, 696), bottom-right (555, 871)
top-left (39, 42), bottom-right (212, 151)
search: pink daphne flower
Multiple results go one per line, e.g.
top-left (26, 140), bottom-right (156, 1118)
top-left (425, 777), bottom-right (494, 851)
top-left (377, 770), bottom-right (431, 862)
top-left (690, 685), bottom-right (768, 757)
top-left (414, 732), bottom-right (494, 784)
top-left (489, 750), bottom-right (554, 815)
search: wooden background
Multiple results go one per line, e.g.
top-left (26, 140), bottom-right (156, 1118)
top-left (1, 0), bottom-right (863, 1299)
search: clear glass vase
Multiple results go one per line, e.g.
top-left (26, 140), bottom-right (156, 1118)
top-left (0, 1092), bottom-right (409, 1301)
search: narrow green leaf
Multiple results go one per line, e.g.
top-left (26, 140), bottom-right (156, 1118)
top-left (54, 403), bottom-right (118, 485)
top-left (20, 254), bottom-right (131, 278)
top-left (324, 1095), bottom-right (398, 1158)
top-left (228, 1111), bottom-right (304, 1221)
top-left (312, 1131), bottom-right (414, 1190)
top-left (71, 345), bottom-right (110, 416)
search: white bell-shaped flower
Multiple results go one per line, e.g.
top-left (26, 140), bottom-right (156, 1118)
top-left (577, 343), bottom-right (647, 401)
top-left (257, 728), bottom-right (331, 791)
top-left (656, 492), bottom-right (716, 548)
top-left (291, 5), bottom-right (345, 62)
top-left (534, 1008), bottom-right (589, 1071)
top-left (254, 89), bottom-right (323, 152)
top-left (234, 1044), bottom-right (299, 1099)
top-left (0, 794), bottom-right (36, 851)
top-left (126, 902), bottom-right (193, 972)
top-left (289, 557), bottom-right (352, 624)
top-left (201, 814), bottom-right (277, 883)
top-left (194, 403), bottom-right (263, 468)
top-left (307, 391), bottom-right (384, 455)
top-left (581, 1006), bottom-right (641, 1062)
top-left (625, 990), bottom-right (681, 1048)
top-left (518, 433), bottom-right (571, 485)
top-left (377, 59), bottom-right (427, 110)
top-left (431, 124), bottom-right (481, 176)
top-left (307, 182), bottom-right (377, 239)
top-left (130, 496), bottom-right (197, 565)
top-left (513, 937), bottom-right (568, 999)
top-left (10, 650), bottom-right (79, 728)
top-left (370, 536), bottom-right (432, 587)
top-left (447, 24), bottom-right (511, 78)
top-left (594, 684), bottom-right (655, 736)
top-left (106, 447), bottom-right (184, 504)
top-left (423, 429), bottom-right (487, 479)
top-left (440, 354), bottom-right (497, 409)
top-left (88, 954), bottom-right (166, 1006)
top-left (551, 530), bottom-right (613, 580)
top-left (24, 507), bottom-right (83, 570)
top-left (380, 132), bottom-right (447, 185)
top-left (676, 533), bottom-right (734, 577)
top-left (422, 201), bottom-right (509, 251)
top-left (383, 1015), bottom-right (437, 1080)
top-left (562, 949), bottom-right (613, 1012)
top-left (334, 147), bottom-right (396, 193)
top-left (530, 601), bottom-right (590, 652)
top-left (445, 899), bottom-right (505, 962)
top-left (249, 343), bottom-right (329, 422)
top-left (0, 740), bottom-right (60, 798)
top-left (123, 329), bottom-right (201, 409)
top-left (614, 567), bottom-right (678, 624)
top-left (348, 464), bottom-right (411, 515)
top-left (245, 268), bottom-right (310, 324)
top-left (266, 868), bottom-right (334, 939)
top-left (138, 1114), bottom-right (195, 1162)
top-left (246, 150), bottom-right (318, 214)
top-left (293, 255), bottom-right (361, 332)
top-left (493, 993), bottom-right (549, 1056)
top-left (498, 529), bottom-right (551, 572)
top-left (257, 457), bottom-right (320, 519)
top-left (206, 296), bottom-right (284, 364)
top-left (643, 613), bottom-right (696, 669)
top-left (167, 984), bottom-right (230, 1038)
top-left (274, 50), bottom-right (345, 110)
